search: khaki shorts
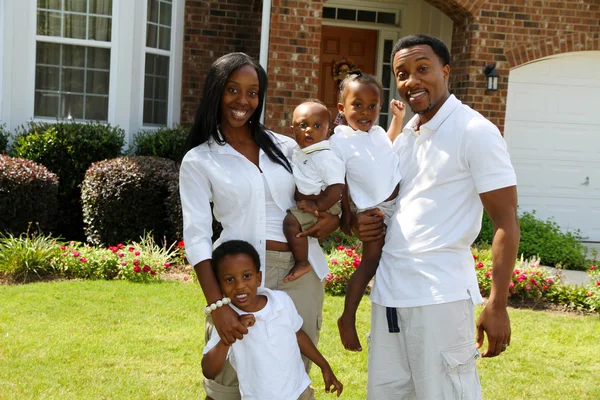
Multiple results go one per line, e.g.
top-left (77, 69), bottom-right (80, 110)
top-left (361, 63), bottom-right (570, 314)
top-left (203, 250), bottom-right (325, 400)
top-left (288, 201), bottom-right (342, 232)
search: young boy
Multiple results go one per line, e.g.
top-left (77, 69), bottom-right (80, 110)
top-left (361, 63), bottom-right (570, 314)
top-left (282, 99), bottom-right (345, 282)
top-left (201, 240), bottom-right (343, 400)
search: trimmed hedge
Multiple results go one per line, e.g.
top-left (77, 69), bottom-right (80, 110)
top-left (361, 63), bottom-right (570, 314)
top-left (0, 124), bottom-right (9, 154)
top-left (129, 125), bottom-right (188, 162)
top-left (11, 122), bottom-right (124, 239)
top-left (0, 155), bottom-right (59, 234)
top-left (81, 156), bottom-right (182, 246)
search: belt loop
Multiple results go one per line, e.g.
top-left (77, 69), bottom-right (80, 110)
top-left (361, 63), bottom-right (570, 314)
top-left (386, 307), bottom-right (400, 333)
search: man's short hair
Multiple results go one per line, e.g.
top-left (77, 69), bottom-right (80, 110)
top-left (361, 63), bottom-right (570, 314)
top-left (390, 34), bottom-right (451, 67)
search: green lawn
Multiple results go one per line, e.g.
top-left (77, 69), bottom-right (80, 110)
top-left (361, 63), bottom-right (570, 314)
top-left (1, 281), bottom-right (598, 399)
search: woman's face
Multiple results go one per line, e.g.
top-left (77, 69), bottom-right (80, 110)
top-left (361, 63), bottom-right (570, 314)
top-left (220, 65), bottom-right (260, 132)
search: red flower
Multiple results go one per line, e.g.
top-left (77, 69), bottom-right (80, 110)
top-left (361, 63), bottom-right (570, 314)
top-left (135, 251), bottom-right (140, 256)
top-left (60, 245), bottom-right (66, 251)
top-left (546, 278), bottom-right (554, 285)
top-left (142, 265), bottom-right (151, 273)
top-left (163, 263), bottom-right (170, 268)
top-left (472, 254), bottom-right (477, 260)
top-left (335, 237), bottom-right (342, 242)
top-left (178, 240), bottom-right (185, 248)
top-left (80, 257), bottom-right (88, 263)
top-left (337, 245), bottom-right (345, 251)
top-left (73, 251), bottom-right (80, 257)
top-left (118, 253), bottom-right (124, 258)
top-left (128, 246), bottom-right (134, 252)
top-left (133, 259), bottom-right (140, 266)
top-left (596, 280), bottom-right (600, 287)
top-left (509, 282), bottom-right (515, 288)
top-left (588, 292), bottom-right (594, 297)
top-left (133, 266), bottom-right (141, 273)
top-left (117, 243), bottom-right (124, 249)
top-left (543, 285), bottom-right (548, 290)
top-left (476, 262), bottom-right (484, 268)
top-left (589, 265), bottom-right (597, 270)
top-left (150, 270), bottom-right (156, 276)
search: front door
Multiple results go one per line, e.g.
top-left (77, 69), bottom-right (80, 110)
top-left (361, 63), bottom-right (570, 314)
top-left (318, 26), bottom-right (378, 120)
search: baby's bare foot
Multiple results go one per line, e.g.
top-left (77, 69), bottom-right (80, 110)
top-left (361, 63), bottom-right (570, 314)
top-left (284, 261), bottom-right (312, 283)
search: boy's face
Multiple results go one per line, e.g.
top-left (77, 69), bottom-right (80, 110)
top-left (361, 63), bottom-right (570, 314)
top-left (216, 254), bottom-right (262, 312)
top-left (338, 81), bottom-right (381, 132)
top-left (291, 103), bottom-right (331, 149)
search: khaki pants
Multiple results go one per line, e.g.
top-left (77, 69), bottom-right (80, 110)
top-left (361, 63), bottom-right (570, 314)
top-left (203, 250), bottom-right (325, 400)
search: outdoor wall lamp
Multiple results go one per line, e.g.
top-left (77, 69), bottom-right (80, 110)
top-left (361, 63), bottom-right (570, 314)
top-left (484, 63), bottom-right (499, 91)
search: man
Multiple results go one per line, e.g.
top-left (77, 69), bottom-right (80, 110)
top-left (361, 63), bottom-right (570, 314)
top-left (354, 34), bottom-right (520, 399)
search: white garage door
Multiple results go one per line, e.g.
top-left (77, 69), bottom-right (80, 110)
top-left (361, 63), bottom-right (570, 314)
top-left (505, 51), bottom-right (600, 242)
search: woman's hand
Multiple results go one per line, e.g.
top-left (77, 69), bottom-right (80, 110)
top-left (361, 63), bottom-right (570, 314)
top-left (353, 208), bottom-right (385, 242)
top-left (297, 211), bottom-right (339, 240)
top-left (211, 305), bottom-right (248, 346)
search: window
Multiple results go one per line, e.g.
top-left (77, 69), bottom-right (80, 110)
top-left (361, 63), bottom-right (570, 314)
top-left (322, 6), bottom-right (399, 26)
top-left (35, 0), bottom-right (112, 121)
top-left (378, 39), bottom-right (395, 128)
top-left (143, 0), bottom-right (172, 125)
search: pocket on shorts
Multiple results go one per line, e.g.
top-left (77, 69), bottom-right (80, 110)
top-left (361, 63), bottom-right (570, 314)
top-left (441, 342), bottom-right (481, 400)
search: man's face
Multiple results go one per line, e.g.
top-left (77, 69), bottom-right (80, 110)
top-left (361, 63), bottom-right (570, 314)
top-left (392, 44), bottom-right (450, 124)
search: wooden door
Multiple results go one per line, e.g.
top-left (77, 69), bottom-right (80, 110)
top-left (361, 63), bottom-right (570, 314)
top-left (318, 26), bottom-right (378, 119)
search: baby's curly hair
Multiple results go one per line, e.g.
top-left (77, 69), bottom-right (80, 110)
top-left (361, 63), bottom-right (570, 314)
top-left (338, 70), bottom-right (383, 103)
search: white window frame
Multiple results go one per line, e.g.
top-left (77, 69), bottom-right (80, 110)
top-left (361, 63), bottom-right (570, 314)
top-left (0, 0), bottom-right (184, 144)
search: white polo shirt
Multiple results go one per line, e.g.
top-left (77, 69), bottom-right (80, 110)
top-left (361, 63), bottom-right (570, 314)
top-left (371, 95), bottom-right (517, 308)
top-left (203, 288), bottom-right (311, 400)
top-left (330, 125), bottom-right (402, 209)
top-left (292, 140), bottom-right (345, 196)
top-left (179, 131), bottom-right (329, 281)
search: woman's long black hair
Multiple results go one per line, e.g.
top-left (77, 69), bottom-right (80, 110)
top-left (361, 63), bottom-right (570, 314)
top-left (185, 52), bottom-right (292, 173)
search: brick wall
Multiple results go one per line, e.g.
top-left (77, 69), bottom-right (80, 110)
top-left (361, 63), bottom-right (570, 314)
top-left (180, 0), bottom-right (262, 124)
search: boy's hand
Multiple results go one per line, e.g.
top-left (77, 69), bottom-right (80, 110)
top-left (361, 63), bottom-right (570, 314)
top-left (322, 367), bottom-right (343, 397)
top-left (390, 99), bottom-right (406, 119)
top-left (238, 314), bottom-right (256, 328)
top-left (297, 200), bottom-right (319, 215)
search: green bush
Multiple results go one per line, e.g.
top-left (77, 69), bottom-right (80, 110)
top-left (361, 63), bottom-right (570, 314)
top-left (0, 155), bottom-right (59, 235)
top-left (475, 210), bottom-right (587, 270)
top-left (0, 124), bottom-right (9, 154)
top-left (10, 121), bottom-right (124, 240)
top-left (0, 231), bottom-right (61, 283)
top-left (128, 125), bottom-right (188, 162)
top-left (81, 156), bottom-right (182, 246)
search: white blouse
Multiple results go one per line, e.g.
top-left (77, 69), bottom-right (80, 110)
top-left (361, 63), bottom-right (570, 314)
top-left (179, 131), bottom-right (329, 281)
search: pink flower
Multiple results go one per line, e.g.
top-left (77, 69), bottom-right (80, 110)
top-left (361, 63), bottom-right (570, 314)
top-left (128, 246), bottom-right (134, 252)
top-left (163, 263), bottom-right (170, 269)
top-left (590, 265), bottom-right (597, 271)
top-left (330, 259), bottom-right (338, 265)
top-left (326, 273), bottom-right (333, 280)
top-left (543, 285), bottom-right (548, 290)
top-left (335, 237), bottom-right (342, 242)
top-left (120, 261), bottom-right (127, 266)
top-left (133, 259), bottom-right (140, 266)
top-left (142, 265), bottom-right (151, 273)
top-left (117, 243), bottom-right (124, 249)
top-left (133, 266), bottom-right (141, 273)
top-left (546, 278), bottom-right (554, 285)
top-left (517, 275), bottom-right (526, 283)
top-left (73, 252), bottom-right (80, 257)
top-left (514, 269), bottom-right (520, 275)
top-left (485, 272), bottom-right (491, 278)
top-left (509, 282), bottom-right (515, 288)
top-left (118, 253), bottom-right (124, 258)
top-left (337, 245), bottom-right (345, 251)
top-left (80, 257), bottom-right (88, 263)
top-left (150, 270), bottom-right (156, 276)
top-left (135, 251), bottom-right (140, 256)
top-left (109, 246), bottom-right (118, 253)
top-left (476, 262), bottom-right (484, 269)
top-left (596, 281), bottom-right (600, 287)
top-left (352, 259), bottom-right (360, 268)
top-left (525, 284), bottom-right (532, 291)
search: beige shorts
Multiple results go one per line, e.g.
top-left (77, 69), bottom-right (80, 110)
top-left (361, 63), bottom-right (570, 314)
top-left (367, 300), bottom-right (481, 399)
top-left (203, 250), bottom-right (325, 400)
top-left (288, 201), bottom-right (342, 232)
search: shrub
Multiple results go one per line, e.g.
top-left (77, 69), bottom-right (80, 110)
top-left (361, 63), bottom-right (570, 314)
top-left (0, 231), bottom-right (61, 282)
top-left (0, 155), bottom-right (59, 234)
top-left (11, 121), bottom-right (124, 239)
top-left (475, 210), bottom-right (587, 270)
top-left (129, 124), bottom-right (188, 162)
top-left (324, 244), bottom-right (362, 296)
top-left (81, 156), bottom-right (182, 246)
top-left (0, 124), bottom-right (9, 154)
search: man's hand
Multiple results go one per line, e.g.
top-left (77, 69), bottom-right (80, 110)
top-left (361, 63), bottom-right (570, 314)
top-left (476, 303), bottom-right (511, 357)
top-left (297, 200), bottom-right (319, 215)
top-left (352, 208), bottom-right (385, 242)
top-left (211, 305), bottom-right (249, 346)
top-left (297, 211), bottom-right (339, 240)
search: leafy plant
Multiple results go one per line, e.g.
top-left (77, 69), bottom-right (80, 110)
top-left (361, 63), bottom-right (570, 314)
top-left (0, 123), bottom-right (9, 154)
top-left (0, 155), bottom-right (59, 235)
top-left (10, 121), bottom-right (124, 240)
top-left (0, 230), bottom-right (62, 282)
top-left (324, 244), bottom-right (362, 296)
top-left (128, 124), bottom-right (189, 162)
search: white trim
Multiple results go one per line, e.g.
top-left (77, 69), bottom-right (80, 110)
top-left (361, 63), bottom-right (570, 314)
top-left (170, 0), bottom-right (185, 127)
top-left (0, 0), bottom-right (5, 124)
top-left (259, 0), bottom-right (272, 125)
top-left (35, 35), bottom-right (113, 48)
top-left (324, 0), bottom-right (407, 14)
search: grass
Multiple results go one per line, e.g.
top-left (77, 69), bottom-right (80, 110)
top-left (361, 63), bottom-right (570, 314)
top-left (1, 281), bottom-right (599, 400)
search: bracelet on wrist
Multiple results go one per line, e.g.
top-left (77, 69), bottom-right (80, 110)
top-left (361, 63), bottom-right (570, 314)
top-left (203, 297), bottom-right (231, 315)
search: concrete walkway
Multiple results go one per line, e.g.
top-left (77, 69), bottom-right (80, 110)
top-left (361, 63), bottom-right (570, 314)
top-left (540, 266), bottom-right (591, 287)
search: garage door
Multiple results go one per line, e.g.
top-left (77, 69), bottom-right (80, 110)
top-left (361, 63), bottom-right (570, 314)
top-left (504, 51), bottom-right (600, 242)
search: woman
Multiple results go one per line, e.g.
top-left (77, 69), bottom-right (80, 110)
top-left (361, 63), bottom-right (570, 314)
top-left (179, 53), bottom-right (338, 400)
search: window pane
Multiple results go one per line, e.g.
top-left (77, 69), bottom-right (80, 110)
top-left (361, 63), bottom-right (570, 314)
top-left (88, 16), bottom-right (112, 41)
top-left (37, 42), bottom-right (61, 65)
top-left (64, 13), bottom-right (87, 39)
top-left (143, 99), bottom-right (154, 124)
top-left (87, 47), bottom-right (110, 69)
top-left (62, 45), bottom-right (86, 68)
top-left (382, 89), bottom-right (390, 106)
top-left (382, 65), bottom-right (391, 88)
top-left (35, 92), bottom-right (60, 117)
top-left (38, 0), bottom-right (61, 10)
top-left (384, 40), bottom-right (393, 61)
top-left (357, 10), bottom-right (376, 23)
top-left (86, 70), bottom-right (110, 95)
top-left (85, 96), bottom-right (109, 121)
top-left (158, 27), bottom-right (171, 50)
top-left (143, 53), bottom-right (170, 125)
top-left (36, 66), bottom-right (60, 91)
top-left (65, 0), bottom-right (86, 13)
top-left (146, 24), bottom-right (158, 48)
top-left (62, 68), bottom-right (85, 93)
top-left (379, 114), bottom-right (388, 129)
top-left (156, 56), bottom-right (169, 76)
top-left (147, 0), bottom-right (159, 23)
top-left (37, 11), bottom-right (62, 36)
top-left (61, 94), bottom-right (84, 119)
top-left (377, 12), bottom-right (396, 25)
top-left (159, 2), bottom-right (172, 26)
top-left (337, 8), bottom-right (356, 21)
top-left (145, 54), bottom-right (156, 74)
top-left (322, 7), bottom-right (335, 19)
top-left (155, 77), bottom-right (168, 101)
top-left (154, 101), bottom-right (167, 124)
top-left (89, 0), bottom-right (113, 15)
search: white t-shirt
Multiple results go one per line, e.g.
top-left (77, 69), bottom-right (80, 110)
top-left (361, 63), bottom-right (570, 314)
top-left (371, 95), bottom-right (517, 308)
top-left (203, 288), bottom-right (311, 400)
top-left (179, 131), bottom-right (329, 281)
top-left (291, 140), bottom-right (345, 196)
top-left (330, 125), bottom-right (402, 209)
